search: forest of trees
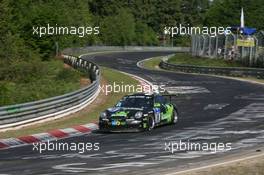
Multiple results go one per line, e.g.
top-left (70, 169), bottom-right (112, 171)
top-left (1, 0), bottom-right (264, 62)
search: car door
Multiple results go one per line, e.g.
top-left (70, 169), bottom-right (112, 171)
top-left (154, 95), bottom-right (168, 123)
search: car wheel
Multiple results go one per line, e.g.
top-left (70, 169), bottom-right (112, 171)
top-left (171, 109), bottom-right (179, 124)
top-left (148, 115), bottom-right (155, 131)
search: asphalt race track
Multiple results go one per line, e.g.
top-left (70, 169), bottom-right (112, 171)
top-left (1, 52), bottom-right (264, 175)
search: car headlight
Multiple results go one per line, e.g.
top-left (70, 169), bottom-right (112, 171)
top-left (100, 112), bottom-right (107, 119)
top-left (135, 111), bottom-right (143, 119)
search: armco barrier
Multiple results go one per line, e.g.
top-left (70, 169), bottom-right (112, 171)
top-left (160, 56), bottom-right (264, 79)
top-left (63, 46), bottom-right (190, 56)
top-left (0, 55), bottom-right (100, 130)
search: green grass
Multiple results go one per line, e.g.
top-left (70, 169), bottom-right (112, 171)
top-left (0, 67), bottom-right (139, 139)
top-left (142, 57), bottom-right (163, 70)
top-left (168, 53), bottom-right (244, 68)
top-left (0, 59), bottom-right (86, 106)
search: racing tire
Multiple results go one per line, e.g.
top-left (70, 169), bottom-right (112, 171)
top-left (98, 125), bottom-right (109, 133)
top-left (148, 115), bottom-right (155, 131)
top-left (171, 109), bottom-right (179, 124)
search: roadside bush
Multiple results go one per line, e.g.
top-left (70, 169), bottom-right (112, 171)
top-left (0, 82), bottom-right (10, 105)
top-left (2, 61), bottom-right (45, 82)
top-left (56, 68), bottom-right (82, 83)
top-left (0, 60), bottom-right (86, 106)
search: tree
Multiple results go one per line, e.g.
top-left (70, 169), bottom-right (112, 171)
top-left (100, 9), bottom-right (136, 45)
top-left (180, 0), bottom-right (210, 25)
top-left (135, 22), bottom-right (158, 46)
top-left (0, 0), bottom-right (32, 63)
top-left (204, 0), bottom-right (264, 30)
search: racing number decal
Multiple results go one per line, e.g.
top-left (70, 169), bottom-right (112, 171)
top-left (111, 120), bottom-right (121, 126)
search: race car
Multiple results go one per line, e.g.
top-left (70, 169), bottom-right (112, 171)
top-left (99, 93), bottom-right (179, 132)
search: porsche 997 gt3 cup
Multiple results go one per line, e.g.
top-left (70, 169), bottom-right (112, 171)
top-left (99, 93), bottom-right (179, 132)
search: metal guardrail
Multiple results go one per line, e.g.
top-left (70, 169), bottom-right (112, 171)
top-left (160, 56), bottom-right (264, 79)
top-left (0, 55), bottom-right (100, 130)
top-left (63, 46), bottom-right (190, 56)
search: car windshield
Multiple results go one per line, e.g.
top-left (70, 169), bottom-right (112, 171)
top-left (116, 96), bottom-right (153, 108)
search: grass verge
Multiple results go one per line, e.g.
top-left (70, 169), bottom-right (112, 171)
top-left (0, 67), bottom-right (139, 139)
top-left (141, 57), bottom-right (163, 70)
top-left (168, 53), bottom-right (244, 68)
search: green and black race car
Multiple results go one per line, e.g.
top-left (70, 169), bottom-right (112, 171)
top-left (99, 93), bottom-right (179, 132)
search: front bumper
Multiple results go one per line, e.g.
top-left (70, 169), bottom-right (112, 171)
top-left (99, 118), bottom-right (144, 132)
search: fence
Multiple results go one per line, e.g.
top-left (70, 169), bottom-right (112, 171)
top-left (0, 55), bottom-right (100, 131)
top-left (191, 31), bottom-right (264, 67)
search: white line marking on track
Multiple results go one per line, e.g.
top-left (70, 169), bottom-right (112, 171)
top-left (165, 86), bottom-right (210, 94)
top-left (53, 162), bottom-right (158, 172)
top-left (204, 104), bottom-right (229, 110)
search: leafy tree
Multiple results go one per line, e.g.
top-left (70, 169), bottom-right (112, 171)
top-left (6, 0), bottom-right (95, 60)
top-left (0, 0), bottom-right (34, 63)
top-left (180, 0), bottom-right (210, 25)
top-left (204, 0), bottom-right (264, 30)
top-left (100, 9), bottom-right (136, 45)
top-left (135, 22), bottom-right (158, 46)
top-left (89, 0), bottom-right (210, 45)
